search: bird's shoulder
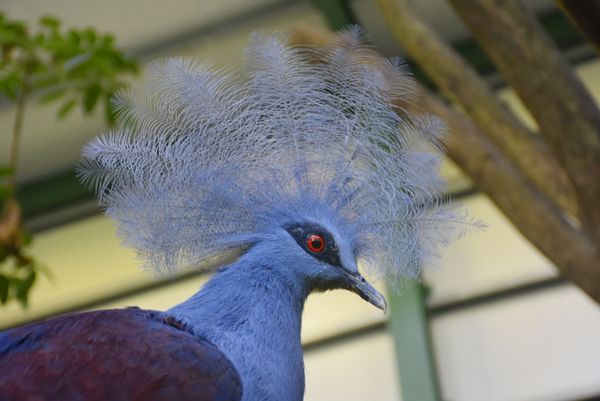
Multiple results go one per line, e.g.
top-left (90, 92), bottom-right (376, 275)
top-left (0, 307), bottom-right (242, 401)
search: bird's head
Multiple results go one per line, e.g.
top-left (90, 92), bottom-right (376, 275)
top-left (79, 27), bottom-right (468, 310)
top-left (280, 221), bottom-right (386, 311)
top-left (241, 214), bottom-right (387, 310)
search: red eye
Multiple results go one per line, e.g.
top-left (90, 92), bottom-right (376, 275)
top-left (306, 233), bottom-right (326, 253)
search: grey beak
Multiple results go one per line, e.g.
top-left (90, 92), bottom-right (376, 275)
top-left (344, 272), bottom-right (388, 313)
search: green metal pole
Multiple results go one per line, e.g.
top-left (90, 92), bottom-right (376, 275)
top-left (387, 284), bottom-right (441, 401)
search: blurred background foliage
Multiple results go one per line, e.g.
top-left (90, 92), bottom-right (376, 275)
top-left (0, 13), bottom-right (138, 307)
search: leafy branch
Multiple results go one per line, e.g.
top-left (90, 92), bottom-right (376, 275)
top-left (0, 14), bottom-right (138, 307)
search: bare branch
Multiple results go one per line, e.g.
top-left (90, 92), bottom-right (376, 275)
top-left (375, 0), bottom-right (578, 219)
top-left (420, 86), bottom-right (600, 303)
top-left (448, 0), bottom-right (600, 246)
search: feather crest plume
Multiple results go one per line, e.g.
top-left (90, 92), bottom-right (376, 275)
top-left (79, 27), bottom-right (466, 283)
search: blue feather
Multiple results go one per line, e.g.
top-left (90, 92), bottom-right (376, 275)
top-left (78, 27), bottom-right (468, 284)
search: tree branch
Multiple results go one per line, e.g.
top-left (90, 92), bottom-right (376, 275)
top-left (374, 0), bottom-right (578, 219)
top-left (416, 87), bottom-right (600, 303)
top-left (448, 0), bottom-right (600, 247)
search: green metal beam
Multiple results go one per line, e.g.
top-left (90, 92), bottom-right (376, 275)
top-left (388, 284), bottom-right (441, 401)
top-left (17, 170), bottom-right (90, 218)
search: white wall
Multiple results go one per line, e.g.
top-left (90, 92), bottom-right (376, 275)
top-left (304, 331), bottom-right (401, 401)
top-left (432, 286), bottom-right (600, 401)
top-left (425, 194), bottom-right (600, 400)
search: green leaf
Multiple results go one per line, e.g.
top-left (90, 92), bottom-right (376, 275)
top-left (18, 229), bottom-right (32, 246)
top-left (83, 84), bottom-right (101, 113)
top-left (0, 74), bottom-right (21, 102)
top-left (23, 268), bottom-right (36, 289)
top-left (67, 29), bottom-right (81, 48)
top-left (102, 34), bottom-right (115, 47)
top-left (83, 28), bottom-right (96, 45)
top-left (39, 16), bottom-right (60, 30)
top-left (0, 275), bottom-right (8, 304)
top-left (57, 98), bottom-right (76, 118)
top-left (39, 87), bottom-right (67, 103)
top-left (0, 165), bottom-right (12, 176)
top-left (16, 268), bottom-right (36, 308)
top-left (1, 21), bottom-right (27, 40)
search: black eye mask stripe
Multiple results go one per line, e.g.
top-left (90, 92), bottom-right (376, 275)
top-left (284, 223), bottom-right (342, 268)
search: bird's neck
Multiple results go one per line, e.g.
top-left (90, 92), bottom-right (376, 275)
top-left (169, 258), bottom-right (309, 401)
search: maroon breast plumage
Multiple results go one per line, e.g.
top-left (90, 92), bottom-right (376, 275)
top-left (0, 307), bottom-right (242, 401)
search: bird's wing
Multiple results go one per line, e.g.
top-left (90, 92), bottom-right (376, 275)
top-left (0, 307), bottom-right (242, 401)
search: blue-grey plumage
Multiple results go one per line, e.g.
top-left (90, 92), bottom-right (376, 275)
top-left (170, 220), bottom-right (386, 401)
top-left (74, 27), bottom-right (469, 400)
